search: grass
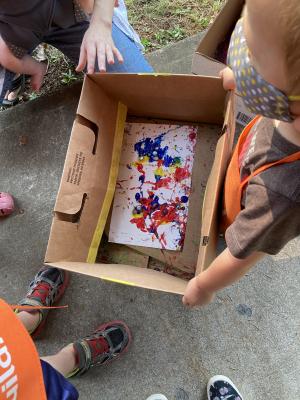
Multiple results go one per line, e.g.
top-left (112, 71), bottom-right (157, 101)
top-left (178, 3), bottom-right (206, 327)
top-left (127, 0), bottom-right (226, 51)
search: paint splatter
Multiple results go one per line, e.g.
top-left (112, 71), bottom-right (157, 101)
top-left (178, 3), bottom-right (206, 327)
top-left (109, 123), bottom-right (197, 250)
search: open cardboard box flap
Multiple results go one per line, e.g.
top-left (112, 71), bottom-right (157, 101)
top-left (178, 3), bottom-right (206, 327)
top-left (191, 0), bottom-right (254, 129)
top-left (45, 74), bottom-right (235, 294)
top-left (192, 0), bottom-right (244, 74)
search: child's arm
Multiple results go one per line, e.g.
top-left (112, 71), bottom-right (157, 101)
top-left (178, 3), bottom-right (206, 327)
top-left (0, 36), bottom-right (47, 91)
top-left (182, 247), bottom-right (264, 307)
top-left (76, 0), bottom-right (123, 73)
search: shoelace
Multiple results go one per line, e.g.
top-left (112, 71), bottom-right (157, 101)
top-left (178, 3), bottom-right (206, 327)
top-left (30, 282), bottom-right (53, 305)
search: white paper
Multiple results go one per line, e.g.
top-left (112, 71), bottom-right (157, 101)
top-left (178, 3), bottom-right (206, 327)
top-left (109, 122), bottom-right (197, 250)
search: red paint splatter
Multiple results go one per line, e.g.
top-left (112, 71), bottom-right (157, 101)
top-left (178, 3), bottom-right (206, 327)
top-left (130, 217), bottom-right (147, 232)
top-left (136, 163), bottom-right (145, 174)
top-left (160, 233), bottom-right (167, 247)
top-left (174, 167), bottom-right (190, 182)
top-left (154, 177), bottom-right (172, 190)
top-left (189, 131), bottom-right (196, 141)
top-left (144, 177), bottom-right (172, 190)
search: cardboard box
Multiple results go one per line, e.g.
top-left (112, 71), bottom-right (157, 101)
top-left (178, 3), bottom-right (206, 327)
top-left (192, 0), bottom-right (255, 130)
top-left (45, 73), bottom-right (235, 295)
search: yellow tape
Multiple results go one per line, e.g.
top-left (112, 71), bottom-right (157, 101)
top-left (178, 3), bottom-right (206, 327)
top-left (100, 277), bottom-right (135, 287)
top-left (137, 73), bottom-right (171, 76)
top-left (288, 95), bottom-right (300, 101)
top-left (87, 102), bottom-right (127, 263)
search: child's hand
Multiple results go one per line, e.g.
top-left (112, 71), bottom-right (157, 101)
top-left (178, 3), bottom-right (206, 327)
top-left (290, 101), bottom-right (300, 131)
top-left (182, 277), bottom-right (215, 308)
top-left (219, 67), bottom-right (236, 91)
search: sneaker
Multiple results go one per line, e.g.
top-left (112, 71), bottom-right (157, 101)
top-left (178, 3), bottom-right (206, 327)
top-left (146, 395), bottom-right (168, 400)
top-left (18, 267), bottom-right (70, 337)
top-left (69, 320), bottom-right (132, 377)
top-left (207, 375), bottom-right (243, 400)
top-left (0, 192), bottom-right (14, 216)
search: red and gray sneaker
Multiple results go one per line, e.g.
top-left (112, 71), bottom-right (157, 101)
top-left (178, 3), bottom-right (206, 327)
top-left (17, 266), bottom-right (70, 337)
top-left (69, 321), bottom-right (132, 377)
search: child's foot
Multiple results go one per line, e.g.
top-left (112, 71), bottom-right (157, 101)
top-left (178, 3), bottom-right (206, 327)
top-left (69, 320), bottom-right (132, 377)
top-left (18, 267), bottom-right (70, 337)
top-left (0, 192), bottom-right (14, 216)
top-left (207, 375), bottom-right (243, 400)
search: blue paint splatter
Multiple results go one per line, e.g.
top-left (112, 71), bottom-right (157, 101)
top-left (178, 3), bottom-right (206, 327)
top-left (163, 155), bottom-right (181, 167)
top-left (134, 134), bottom-right (182, 167)
top-left (181, 195), bottom-right (189, 203)
top-left (134, 134), bottom-right (168, 162)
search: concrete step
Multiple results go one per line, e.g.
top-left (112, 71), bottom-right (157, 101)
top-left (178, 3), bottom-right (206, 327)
top-left (146, 33), bottom-right (203, 73)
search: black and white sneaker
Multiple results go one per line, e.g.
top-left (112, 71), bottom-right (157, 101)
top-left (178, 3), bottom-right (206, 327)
top-left (207, 375), bottom-right (243, 400)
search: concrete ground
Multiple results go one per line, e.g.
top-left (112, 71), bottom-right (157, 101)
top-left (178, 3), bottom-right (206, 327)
top-left (1, 35), bottom-right (299, 400)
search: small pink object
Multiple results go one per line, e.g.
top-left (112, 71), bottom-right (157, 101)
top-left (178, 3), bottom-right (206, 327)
top-left (0, 192), bottom-right (15, 216)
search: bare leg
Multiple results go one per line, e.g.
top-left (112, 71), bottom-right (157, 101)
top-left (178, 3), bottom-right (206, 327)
top-left (17, 311), bottom-right (41, 333)
top-left (41, 345), bottom-right (77, 377)
top-left (16, 311), bottom-right (77, 377)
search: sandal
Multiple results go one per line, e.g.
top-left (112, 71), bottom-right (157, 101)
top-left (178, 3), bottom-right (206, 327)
top-left (17, 266), bottom-right (70, 337)
top-left (2, 74), bottom-right (26, 107)
top-left (69, 320), bottom-right (132, 377)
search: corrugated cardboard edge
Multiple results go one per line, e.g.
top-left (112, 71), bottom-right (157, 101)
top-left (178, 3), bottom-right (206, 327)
top-left (45, 261), bottom-right (187, 295)
top-left (196, 91), bottom-right (235, 274)
top-left (87, 102), bottom-right (127, 263)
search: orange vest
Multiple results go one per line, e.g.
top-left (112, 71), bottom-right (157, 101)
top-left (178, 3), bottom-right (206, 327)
top-left (222, 116), bottom-right (300, 229)
top-left (0, 299), bottom-right (47, 400)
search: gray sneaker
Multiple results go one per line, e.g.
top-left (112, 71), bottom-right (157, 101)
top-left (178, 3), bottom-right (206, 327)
top-left (18, 266), bottom-right (70, 337)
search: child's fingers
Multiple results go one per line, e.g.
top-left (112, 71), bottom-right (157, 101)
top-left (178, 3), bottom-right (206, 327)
top-left (293, 116), bottom-right (300, 131)
top-left (106, 44), bottom-right (115, 65)
top-left (113, 46), bottom-right (124, 64)
top-left (290, 101), bottom-right (300, 131)
top-left (182, 296), bottom-right (190, 307)
top-left (220, 67), bottom-right (236, 91)
top-left (76, 46), bottom-right (87, 72)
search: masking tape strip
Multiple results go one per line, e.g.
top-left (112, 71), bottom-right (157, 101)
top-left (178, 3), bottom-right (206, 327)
top-left (137, 73), bottom-right (171, 76)
top-left (87, 102), bottom-right (127, 263)
top-left (100, 277), bottom-right (135, 287)
top-left (288, 95), bottom-right (300, 101)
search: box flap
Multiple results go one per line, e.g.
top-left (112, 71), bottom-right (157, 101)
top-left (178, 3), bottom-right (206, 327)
top-left (195, 0), bottom-right (244, 57)
top-left (192, 53), bottom-right (225, 77)
top-left (45, 261), bottom-right (187, 295)
top-left (89, 74), bottom-right (226, 125)
top-left (46, 77), bottom-right (127, 262)
top-left (196, 91), bottom-right (235, 273)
